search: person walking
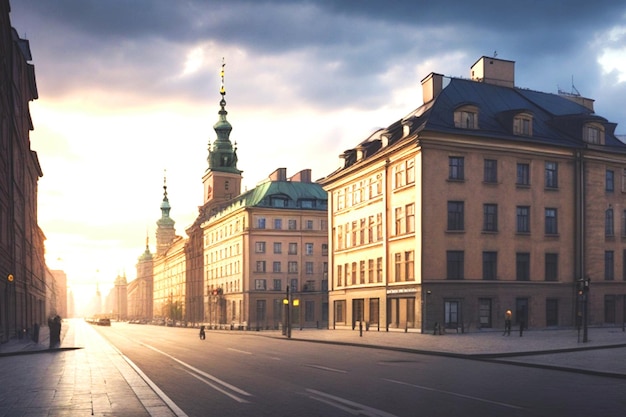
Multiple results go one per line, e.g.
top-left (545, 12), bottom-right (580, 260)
top-left (503, 310), bottom-right (512, 336)
top-left (199, 325), bottom-right (206, 340)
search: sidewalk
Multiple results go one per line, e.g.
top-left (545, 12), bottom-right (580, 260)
top-left (0, 318), bottom-right (180, 417)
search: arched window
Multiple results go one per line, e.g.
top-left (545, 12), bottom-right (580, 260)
top-left (454, 105), bottom-right (479, 129)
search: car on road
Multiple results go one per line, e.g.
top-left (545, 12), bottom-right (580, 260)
top-left (98, 318), bottom-right (111, 326)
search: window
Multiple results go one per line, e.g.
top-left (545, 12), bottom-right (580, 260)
top-left (368, 259), bottom-right (374, 283)
top-left (394, 163), bottom-right (405, 189)
top-left (606, 170), bottom-right (615, 192)
top-left (545, 162), bottom-right (558, 189)
top-left (321, 244), bottom-right (328, 256)
top-left (255, 261), bottom-right (266, 273)
top-left (273, 261), bottom-right (281, 273)
top-left (288, 219), bottom-right (297, 230)
top-left (406, 203), bottom-right (415, 233)
top-left (274, 218), bottom-right (282, 230)
top-left (301, 200), bottom-right (313, 208)
top-left (305, 243), bottom-right (314, 255)
top-left (406, 251), bottom-right (414, 281)
top-left (514, 114), bottom-right (533, 136)
top-left (406, 159), bottom-right (415, 184)
top-left (447, 201), bottom-right (464, 231)
top-left (273, 242), bottom-right (282, 254)
top-left (255, 242), bottom-right (266, 253)
top-left (516, 163), bottom-right (530, 186)
top-left (288, 243), bottom-right (297, 255)
top-left (584, 123), bottom-right (604, 144)
top-left (288, 261), bottom-right (298, 273)
top-left (482, 251), bottom-right (497, 280)
top-left (271, 198), bottom-right (287, 207)
top-left (545, 253), bottom-right (558, 281)
top-left (483, 204), bottom-right (498, 232)
top-left (257, 217), bottom-right (266, 229)
top-left (606, 208), bottom-right (614, 237)
top-left (395, 207), bottom-right (403, 235)
top-left (359, 261), bottom-right (365, 284)
top-left (306, 220), bottom-right (314, 230)
top-left (454, 107), bottom-right (478, 129)
top-left (337, 265), bottom-right (343, 287)
top-left (255, 279), bottom-right (267, 290)
top-left (605, 251), bottom-right (614, 280)
top-left (446, 251), bottom-right (464, 280)
top-left (516, 253), bottom-right (530, 281)
top-left (479, 298), bottom-right (492, 328)
top-left (305, 262), bottom-right (314, 275)
top-left (622, 169), bottom-right (626, 192)
top-left (273, 279), bottom-right (282, 291)
top-left (376, 257), bottom-right (383, 283)
top-left (545, 208), bottom-right (558, 235)
top-left (290, 278), bottom-right (298, 292)
top-left (449, 157), bottom-right (464, 180)
top-left (484, 159), bottom-right (497, 183)
top-left (516, 206), bottom-right (530, 233)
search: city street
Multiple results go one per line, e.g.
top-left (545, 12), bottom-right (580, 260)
top-left (94, 321), bottom-right (626, 417)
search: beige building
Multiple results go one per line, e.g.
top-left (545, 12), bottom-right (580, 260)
top-left (202, 168), bottom-right (329, 330)
top-left (128, 236), bottom-right (154, 322)
top-left (321, 56), bottom-right (626, 333)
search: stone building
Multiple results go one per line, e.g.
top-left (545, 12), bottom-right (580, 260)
top-left (321, 56), bottom-right (626, 333)
top-left (0, 1), bottom-right (48, 342)
top-left (128, 236), bottom-right (154, 322)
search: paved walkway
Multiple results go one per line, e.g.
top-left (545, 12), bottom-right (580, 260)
top-left (0, 319), bottom-right (180, 417)
top-left (1, 320), bottom-right (626, 416)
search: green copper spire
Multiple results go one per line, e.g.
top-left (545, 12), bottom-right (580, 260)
top-left (207, 58), bottom-right (241, 174)
top-left (157, 170), bottom-right (174, 227)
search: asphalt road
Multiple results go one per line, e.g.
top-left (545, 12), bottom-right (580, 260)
top-left (95, 323), bottom-right (626, 417)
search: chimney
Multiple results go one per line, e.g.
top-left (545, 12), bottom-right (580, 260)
top-left (470, 56), bottom-right (515, 88)
top-left (268, 168), bottom-right (287, 181)
top-left (289, 169), bottom-right (312, 183)
top-left (421, 72), bottom-right (443, 103)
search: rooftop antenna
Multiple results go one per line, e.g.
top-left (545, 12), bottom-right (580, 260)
top-left (571, 75), bottom-right (580, 96)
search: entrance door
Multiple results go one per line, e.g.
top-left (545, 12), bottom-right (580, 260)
top-left (352, 299), bottom-right (364, 330)
top-left (444, 300), bottom-right (460, 330)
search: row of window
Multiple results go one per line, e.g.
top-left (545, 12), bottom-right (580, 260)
top-left (335, 214), bottom-right (384, 250)
top-left (446, 250), bottom-right (626, 281)
top-left (447, 202), bottom-right (560, 235)
top-left (453, 106), bottom-right (605, 146)
top-left (255, 217), bottom-right (328, 231)
top-left (254, 260), bottom-right (328, 275)
top-left (336, 173), bottom-right (384, 211)
top-left (253, 278), bottom-right (329, 292)
top-left (449, 156), bottom-right (560, 188)
top-left (254, 241), bottom-right (328, 256)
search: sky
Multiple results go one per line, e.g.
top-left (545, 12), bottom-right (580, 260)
top-left (8, 0), bottom-right (626, 308)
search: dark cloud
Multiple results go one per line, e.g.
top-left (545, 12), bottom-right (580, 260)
top-left (9, 0), bottom-right (626, 128)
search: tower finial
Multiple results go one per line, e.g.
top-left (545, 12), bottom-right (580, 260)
top-left (220, 57), bottom-right (226, 97)
top-left (163, 169), bottom-right (168, 200)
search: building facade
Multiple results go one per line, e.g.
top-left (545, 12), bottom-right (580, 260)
top-left (0, 1), bottom-right (49, 342)
top-left (321, 56), bottom-right (626, 333)
top-left (202, 168), bottom-right (329, 330)
top-left (128, 236), bottom-right (154, 322)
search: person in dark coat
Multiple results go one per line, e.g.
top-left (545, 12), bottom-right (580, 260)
top-left (49, 315), bottom-right (62, 348)
top-left (199, 325), bottom-right (206, 340)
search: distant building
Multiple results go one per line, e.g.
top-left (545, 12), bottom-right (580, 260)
top-left (49, 270), bottom-right (68, 318)
top-left (321, 56), bottom-right (626, 332)
top-left (128, 236), bottom-right (154, 322)
top-left (0, 1), bottom-right (48, 342)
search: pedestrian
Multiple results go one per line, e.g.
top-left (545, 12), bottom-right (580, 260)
top-left (199, 325), bottom-right (206, 340)
top-left (503, 310), bottom-right (512, 336)
top-left (519, 320), bottom-right (525, 337)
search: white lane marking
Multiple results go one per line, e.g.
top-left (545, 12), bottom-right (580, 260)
top-left (184, 369), bottom-right (250, 403)
top-left (384, 378), bottom-right (524, 410)
top-left (304, 364), bottom-right (348, 374)
top-left (306, 389), bottom-right (399, 417)
top-left (142, 343), bottom-right (253, 399)
top-left (227, 347), bottom-right (252, 355)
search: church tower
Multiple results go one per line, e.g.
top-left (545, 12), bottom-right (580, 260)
top-left (156, 173), bottom-right (176, 256)
top-left (202, 59), bottom-right (242, 208)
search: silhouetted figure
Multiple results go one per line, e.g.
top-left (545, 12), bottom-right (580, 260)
top-left (503, 310), bottom-right (512, 336)
top-left (49, 315), bottom-right (62, 348)
top-left (519, 320), bottom-right (525, 337)
top-left (199, 325), bottom-right (206, 340)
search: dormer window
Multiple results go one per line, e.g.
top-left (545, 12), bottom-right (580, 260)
top-left (454, 105), bottom-right (479, 129)
top-left (513, 113), bottom-right (533, 136)
top-left (584, 123), bottom-right (605, 145)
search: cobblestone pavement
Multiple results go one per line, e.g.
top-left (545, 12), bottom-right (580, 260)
top-left (1, 320), bottom-right (625, 416)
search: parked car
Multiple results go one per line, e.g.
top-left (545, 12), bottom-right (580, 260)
top-left (98, 318), bottom-right (111, 326)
